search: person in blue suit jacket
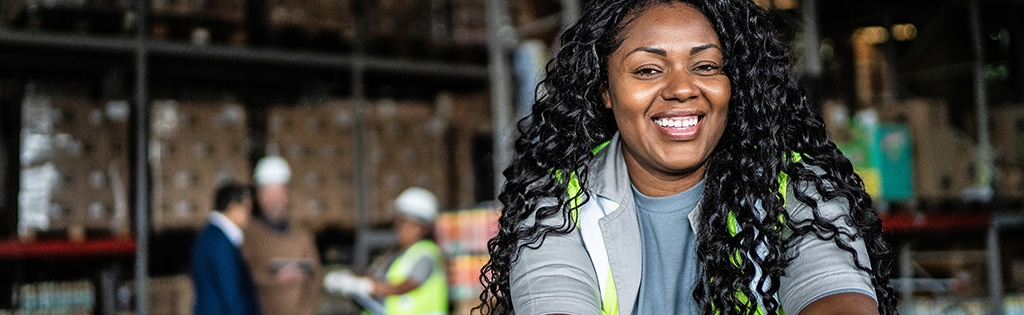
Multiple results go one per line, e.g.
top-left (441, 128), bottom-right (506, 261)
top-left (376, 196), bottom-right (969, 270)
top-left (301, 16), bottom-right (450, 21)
top-left (191, 183), bottom-right (262, 315)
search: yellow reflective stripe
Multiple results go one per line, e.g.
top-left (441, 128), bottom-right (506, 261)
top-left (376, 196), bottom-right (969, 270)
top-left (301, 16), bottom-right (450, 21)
top-left (562, 140), bottom-right (610, 227)
top-left (710, 291), bottom-right (768, 315)
top-left (777, 151), bottom-right (803, 225)
top-left (727, 211), bottom-right (744, 266)
top-left (592, 140), bottom-right (612, 155)
top-left (788, 151), bottom-right (804, 163)
top-left (602, 268), bottom-right (618, 315)
top-left (727, 211), bottom-right (739, 236)
top-left (563, 170), bottom-right (583, 227)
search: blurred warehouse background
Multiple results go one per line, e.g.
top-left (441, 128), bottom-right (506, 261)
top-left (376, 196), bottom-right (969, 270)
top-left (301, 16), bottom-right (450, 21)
top-left (0, 0), bottom-right (1023, 314)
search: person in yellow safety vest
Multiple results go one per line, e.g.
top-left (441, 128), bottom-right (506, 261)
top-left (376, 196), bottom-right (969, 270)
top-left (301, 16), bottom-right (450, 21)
top-left (476, 0), bottom-right (898, 314)
top-left (325, 187), bottom-right (449, 315)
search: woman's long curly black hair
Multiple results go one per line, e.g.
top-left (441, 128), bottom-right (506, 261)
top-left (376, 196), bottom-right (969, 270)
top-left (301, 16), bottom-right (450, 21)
top-left (477, 0), bottom-right (897, 314)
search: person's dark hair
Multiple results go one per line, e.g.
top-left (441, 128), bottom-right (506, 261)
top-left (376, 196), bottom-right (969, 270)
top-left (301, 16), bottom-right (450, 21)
top-left (213, 182), bottom-right (250, 213)
top-left (477, 0), bottom-right (897, 314)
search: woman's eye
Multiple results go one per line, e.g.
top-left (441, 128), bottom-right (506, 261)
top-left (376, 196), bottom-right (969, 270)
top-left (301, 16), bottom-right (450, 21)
top-left (693, 64), bottom-right (723, 74)
top-left (633, 67), bottom-right (660, 77)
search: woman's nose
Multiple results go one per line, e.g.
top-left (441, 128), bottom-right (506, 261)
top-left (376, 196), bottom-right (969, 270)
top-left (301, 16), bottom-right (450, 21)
top-left (660, 70), bottom-right (699, 102)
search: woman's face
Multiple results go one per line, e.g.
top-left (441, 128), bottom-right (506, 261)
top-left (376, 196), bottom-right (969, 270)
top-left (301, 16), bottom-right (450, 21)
top-left (395, 216), bottom-right (427, 248)
top-left (602, 3), bottom-right (730, 197)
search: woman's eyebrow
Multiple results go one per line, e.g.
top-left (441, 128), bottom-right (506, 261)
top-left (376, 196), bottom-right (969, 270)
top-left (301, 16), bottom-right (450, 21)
top-left (630, 46), bottom-right (667, 56)
top-left (627, 44), bottom-right (720, 57)
top-left (691, 43), bottom-right (721, 55)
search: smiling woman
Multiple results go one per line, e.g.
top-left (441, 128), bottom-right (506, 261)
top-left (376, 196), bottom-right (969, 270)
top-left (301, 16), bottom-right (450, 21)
top-left (477, 0), bottom-right (898, 315)
top-left (602, 4), bottom-right (730, 197)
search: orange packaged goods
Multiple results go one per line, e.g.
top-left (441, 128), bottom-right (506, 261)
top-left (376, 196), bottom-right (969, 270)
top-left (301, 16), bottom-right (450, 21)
top-left (448, 254), bottom-right (490, 301)
top-left (436, 207), bottom-right (500, 303)
top-left (435, 208), bottom-right (500, 256)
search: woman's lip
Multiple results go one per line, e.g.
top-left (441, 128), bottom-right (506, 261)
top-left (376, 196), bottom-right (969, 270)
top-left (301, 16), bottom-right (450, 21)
top-left (652, 108), bottom-right (706, 119)
top-left (654, 115), bottom-right (702, 141)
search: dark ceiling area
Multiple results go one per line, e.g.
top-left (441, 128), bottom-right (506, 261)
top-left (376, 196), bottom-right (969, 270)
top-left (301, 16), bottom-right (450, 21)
top-left (808, 0), bottom-right (1024, 123)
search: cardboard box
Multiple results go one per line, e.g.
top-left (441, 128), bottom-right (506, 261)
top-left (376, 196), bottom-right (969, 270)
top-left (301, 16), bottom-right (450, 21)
top-left (267, 102), bottom-right (358, 230)
top-left (990, 105), bottom-right (1024, 166)
top-left (366, 100), bottom-right (449, 226)
top-left (19, 95), bottom-right (130, 235)
top-left (874, 99), bottom-right (980, 202)
top-left (877, 98), bottom-right (950, 139)
top-left (267, 0), bottom-right (354, 39)
top-left (996, 164), bottom-right (1023, 199)
top-left (914, 127), bottom-right (974, 201)
top-left (150, 101), bottom-right (250, 231)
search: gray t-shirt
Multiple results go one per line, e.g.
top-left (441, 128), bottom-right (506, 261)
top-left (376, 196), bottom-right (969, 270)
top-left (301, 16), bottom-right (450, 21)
top-left (632, 181), bottom-right (704, 315)
top-left (509, 168), bottom-right (876, 314)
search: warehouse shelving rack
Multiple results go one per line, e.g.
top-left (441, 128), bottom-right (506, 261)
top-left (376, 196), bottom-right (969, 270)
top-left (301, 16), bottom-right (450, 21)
top-left (31, 0), bottom-right (1024, 314)
top-left (0, 0), bottom-right (586, 313)
top-left (0, 2), bottom-right (494, 315)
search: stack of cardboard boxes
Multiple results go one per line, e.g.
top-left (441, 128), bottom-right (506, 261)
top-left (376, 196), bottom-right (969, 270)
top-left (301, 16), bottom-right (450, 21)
top-left (150, 0), bottom-right (246, 45)
top-left (991, 105), bottom-right (1024, 199)
top-left (364, 0), bottom-right (445, 56)
top-left (150, 100), bottom-right (251, 231)
top-left (143, 95), bottom-right (470, 231)
top-left (146, 275), bottom-right (193, 315)
top-left (266, 0), bottom-right (354, 43)
top-left (826, 98), bottom-right (982, 205)
top-left (447, 91), bottom-right (491, 208)
top-left (267, 101), bottom-right (357, 230)
top-left (18, 95), bottom-right (130, 239)
top-left (845, 99), bottom-right (1024, 203)
top-left (878, 98), bottom-right (975, 203)
top-left (449, 0), bottom-right (488, 48)
top-left (366, 99), bottom-right (450, 226)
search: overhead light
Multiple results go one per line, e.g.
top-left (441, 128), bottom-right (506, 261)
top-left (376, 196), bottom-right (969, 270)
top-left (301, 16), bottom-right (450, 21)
top-left (892, 24), bottom-right (917, 41)
top-left (853, 26), bottom-right (889, 45)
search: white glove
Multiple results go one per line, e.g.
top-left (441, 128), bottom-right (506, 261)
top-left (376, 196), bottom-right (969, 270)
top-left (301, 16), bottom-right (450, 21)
top-left (324, 270), bottom-right (374, 296)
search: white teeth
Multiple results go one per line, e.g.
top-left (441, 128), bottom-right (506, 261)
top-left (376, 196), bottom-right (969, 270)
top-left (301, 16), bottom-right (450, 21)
top-left (655, 116), bottom-right (698, 128)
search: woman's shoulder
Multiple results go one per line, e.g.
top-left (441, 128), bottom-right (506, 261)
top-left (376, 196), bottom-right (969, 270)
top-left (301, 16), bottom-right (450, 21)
top-left (783, 163), bottom-right (853, 221)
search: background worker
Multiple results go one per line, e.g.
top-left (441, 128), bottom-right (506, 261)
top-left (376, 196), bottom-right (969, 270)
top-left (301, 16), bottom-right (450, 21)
top-left (325, 187), bottom-right (449, 315)
top-left (242, 155), bottom-right (322, 315)
top-left (191, 182), bottom-right (261, 315)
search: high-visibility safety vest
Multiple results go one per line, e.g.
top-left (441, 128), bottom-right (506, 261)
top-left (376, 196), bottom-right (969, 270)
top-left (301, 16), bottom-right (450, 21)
top-left (563, 141), bottom-right (801, 315)
top-left (383, 239), bottom-right (449, 315)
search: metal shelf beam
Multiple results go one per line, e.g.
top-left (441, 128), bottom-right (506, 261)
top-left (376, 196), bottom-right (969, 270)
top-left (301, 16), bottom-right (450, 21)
top-left (0, 29), bottom-right (488, 80)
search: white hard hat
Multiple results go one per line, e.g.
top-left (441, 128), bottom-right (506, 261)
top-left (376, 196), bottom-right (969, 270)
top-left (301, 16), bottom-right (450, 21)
top-left (254, 156), bottom-right (291, 185)
top-left (394, 187), bottom-right (439, 223)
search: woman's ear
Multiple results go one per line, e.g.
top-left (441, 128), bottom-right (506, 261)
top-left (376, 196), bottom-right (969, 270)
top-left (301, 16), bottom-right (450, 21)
top-left (602, 87), bottom-right (612, 109)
